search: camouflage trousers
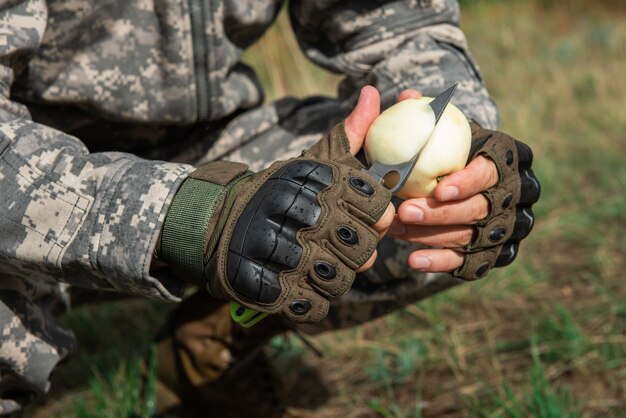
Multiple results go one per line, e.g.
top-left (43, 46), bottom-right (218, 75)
top-left (0, 96), bottom-right (462, 414)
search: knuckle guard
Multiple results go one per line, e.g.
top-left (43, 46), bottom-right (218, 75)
top-left (226, 161), bottom-right (332, 304)
top-left (456, 125), bottom-right (540, 280)
top-left (511, 207), bottom-right (535, 241)
top-left (520, 169), bottom-right (541, 205)
top-left (215, 122), bottom-right (392, 323)
top-left (468, 126), bottom-right (526, 251)
top-left (495, 242), bottom-right (520, 267)
top-left (515, 140), bottom-right (534, 168)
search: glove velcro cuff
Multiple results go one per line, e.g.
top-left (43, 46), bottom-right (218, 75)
top-left (160, 161), bottom-right (249, 286)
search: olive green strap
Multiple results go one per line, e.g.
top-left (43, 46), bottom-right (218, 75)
top-left (160, 177), bottom-right (227, 285)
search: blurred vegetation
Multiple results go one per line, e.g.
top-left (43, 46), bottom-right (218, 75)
top-left (28, 0), bottom-right (625, 417)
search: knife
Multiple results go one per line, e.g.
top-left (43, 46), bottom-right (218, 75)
top-left (363, 83), bottom-right (459, 193)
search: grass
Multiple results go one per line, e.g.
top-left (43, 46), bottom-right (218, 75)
top-left (73, 346), bottom-right (157, 418)
top-left (27, 0), bottom-right (626, 417)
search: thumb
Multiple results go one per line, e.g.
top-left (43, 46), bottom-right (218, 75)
top-left (344, 86), bottom-right (381, 156)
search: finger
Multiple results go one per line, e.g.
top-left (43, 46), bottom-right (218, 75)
top-left (388, 223), bottom-right (474, 248)
top-left (344, 86), bottom-right (381, 156)
top-left (397, 89), bottom-right (422, 102)
top-left (434, 156), bottom-right (498, 202)
top-left (356, 249), bottom-right (378, 273)
top-left (397, 194), bottom-right (490, 226)
top-left (409, 249), bottom-right (464, 272)
top-left (373, 203), bottom-right (395, 238)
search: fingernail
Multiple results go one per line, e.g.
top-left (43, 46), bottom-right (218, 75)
top-left (387, 219), bottom-right (406, 236)
top-left (412, 255), bottom-right (431, 270)
top-left (441, 185), bottom-right (459, 201)
top-left (403, 205), bottom-right (424, 223)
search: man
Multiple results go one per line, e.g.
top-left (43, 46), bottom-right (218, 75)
top-left (0, 0), bottom-right (540, 416)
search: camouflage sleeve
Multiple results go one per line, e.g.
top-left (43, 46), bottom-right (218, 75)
top-left (0, 0), bottom-right (194, 301)
top-left (289, 0), bottom-right (499, 129)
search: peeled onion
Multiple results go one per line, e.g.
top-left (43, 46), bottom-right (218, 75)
top-left (364, 97), bottom-right (471, 199)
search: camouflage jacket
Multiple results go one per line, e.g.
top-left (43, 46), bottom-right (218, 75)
top-left (0, 0), bottom-right (498, 303)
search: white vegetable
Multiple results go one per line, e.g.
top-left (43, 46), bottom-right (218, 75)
top-left (364, 97), bottom-right (471, 199)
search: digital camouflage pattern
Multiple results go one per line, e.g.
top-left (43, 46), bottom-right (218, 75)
top-left (1, 0), bottom-right (496, 413)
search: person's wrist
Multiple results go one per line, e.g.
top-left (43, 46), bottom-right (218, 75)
top-left (159, 161), bottom-right (250, 287)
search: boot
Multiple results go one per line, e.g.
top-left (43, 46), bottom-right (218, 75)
top-left (153, 290), bottom-right (290, 417)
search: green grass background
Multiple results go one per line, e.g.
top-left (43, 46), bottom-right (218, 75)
top-left (26, 0), bottom-right (626, 416)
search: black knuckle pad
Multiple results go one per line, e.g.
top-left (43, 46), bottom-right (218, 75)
top-left (515, 140), bottom-right (534, 168)
top-left (520, 169), bottom-right (541, 205)
top-left (495, 242), bottom-right (519, 267)
top-left (511, 207), bottom-right (535, 240)
top-left (226, 161), bottom-right (333, 304)
top-left (276, 160), bottom-right (335, 193)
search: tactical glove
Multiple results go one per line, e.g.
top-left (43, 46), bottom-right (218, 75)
top-left (159, 123), bottom-right (391, 323)
top-left (453, 123), bottom-right (541, 280)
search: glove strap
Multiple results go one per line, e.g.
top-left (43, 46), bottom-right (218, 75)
top-left (160, 161), bottom-right (249, 285)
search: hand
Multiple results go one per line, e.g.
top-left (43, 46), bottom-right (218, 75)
top-left (343, 86), bottom-right (396, 271)
top-left (388, 155), bottom-right (498, 271)
top-left (387, 90), bottom-right (540, 280)
top-left (159, 87), bottom-right (394, 323)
